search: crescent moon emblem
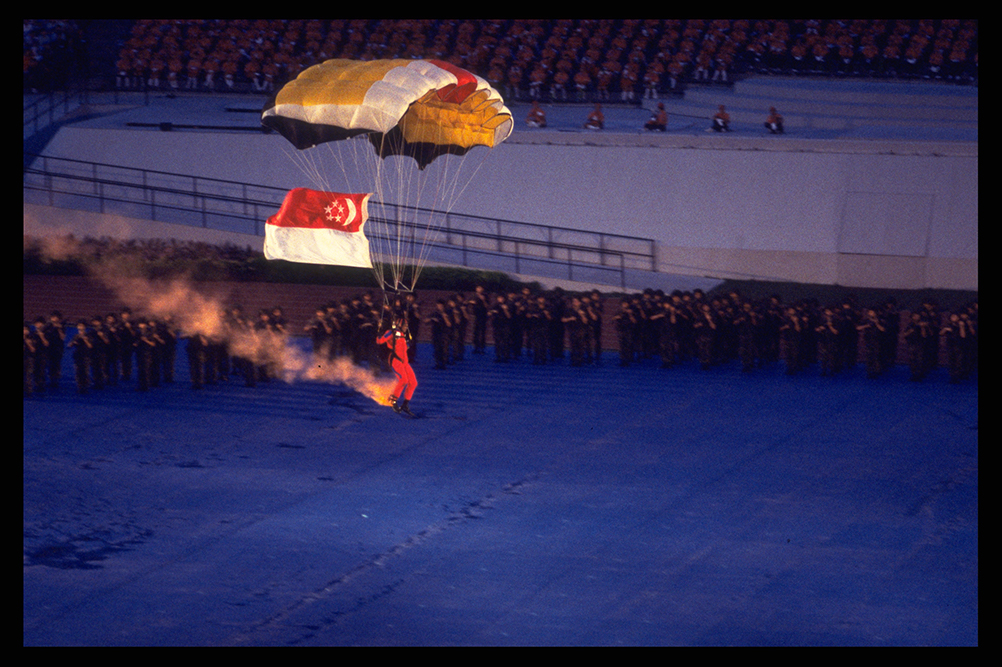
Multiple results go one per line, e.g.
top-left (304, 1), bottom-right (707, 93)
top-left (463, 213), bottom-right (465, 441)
top-left (343, 197), bottom-right (356, 227)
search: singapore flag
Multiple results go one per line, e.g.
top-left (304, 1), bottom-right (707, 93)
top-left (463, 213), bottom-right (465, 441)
top-left (264, 188), bottom-right (373, 268)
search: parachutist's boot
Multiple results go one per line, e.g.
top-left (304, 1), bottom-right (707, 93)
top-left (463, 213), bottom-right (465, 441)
top-left (390, 396), bottom-right (401, 412)
top-left (398, 399), bottom-right (414, 416)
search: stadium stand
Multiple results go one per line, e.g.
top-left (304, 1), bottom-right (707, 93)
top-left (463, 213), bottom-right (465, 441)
top-left (25, 20), bottom-right (978, 99)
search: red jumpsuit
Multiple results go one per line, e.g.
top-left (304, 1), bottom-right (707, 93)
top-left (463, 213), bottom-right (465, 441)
top-left (377, 328), bottom-right (417, 402)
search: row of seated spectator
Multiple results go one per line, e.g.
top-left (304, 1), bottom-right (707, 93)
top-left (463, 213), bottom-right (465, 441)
top-left (23, 19), bottom-right (84, 92)
top-left (25, 20), bottom-right (977, 99)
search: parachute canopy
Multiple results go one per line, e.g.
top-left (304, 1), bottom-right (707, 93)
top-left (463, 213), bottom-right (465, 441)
top-left (262, 58), bottom-right (513, 168)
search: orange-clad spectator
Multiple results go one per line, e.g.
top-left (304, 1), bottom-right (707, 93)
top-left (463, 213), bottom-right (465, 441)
top-left (526, 100), bottom-right (547, 128)
top-left (167, 53), bottom-right (183, 89)
top-left (710, 104), bottom-right (731, 132)
top-left (550, 68), bottom-right (569, 100)
top-left (642, 66), bottom-right (660, 99)
top-left (261, 59), bottom-right (278, 92)
top-left (147, 52), bottom-right (164, 88)
top-left (665, 57), bottom-right (685, 91)
top-left (644, 102), bottom-right (667, 131)
top-left (221, 57), bottom-right (239, 89)
top-left (507, 63), bottom-right (524, 99)
top-left (130, 52), bottom-right (147, 88)
top-left (583, 103), bottom-right (604, 130)
top-left (244, 57), bottom-right (261, 91)
top-left (528, 65), bottom-right (547, 100)
top-left (712, 50), bottom-right (733, 82)
top-left (764, 107), bottom-right (784, 134)
top-left (185, 57), bottom-right (201, 89)
top-left (619, 63), bottom-right (638, 102)
top-left (116, 53), bottom-right (133, 88)
top-left (595, 67), bottom-right (614, 100)
top-left (573, 67), bottom-right (592, 101)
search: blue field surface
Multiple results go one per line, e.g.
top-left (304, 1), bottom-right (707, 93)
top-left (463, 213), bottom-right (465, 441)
top-left (24, 338), bottom-right (977, 646)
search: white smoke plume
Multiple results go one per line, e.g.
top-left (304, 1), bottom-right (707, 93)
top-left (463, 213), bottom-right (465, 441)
top-left (29, 232), bottom-right (397, 404)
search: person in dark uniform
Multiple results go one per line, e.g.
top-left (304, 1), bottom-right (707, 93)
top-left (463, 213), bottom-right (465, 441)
top-left (489, 294), bottom-right (512, 362)
top-left (67, 320), bottom-right (93, 394)
top-left (959, 307), bottom-right (977, 380)
top-left (613, 297), bottom-right (637, 367)
top-left (578, 294), bottom-right (595, 365)
top-left (305, 306), bottom-right (333, 359)
top-left (509, 291), bottom-right (526, 360)
top-left (814, 306), bottom-right (840, 376)
top-left (902, 311), bottom-right (931, 381)
top-left (836, 299), bottom-right (859, 372)
top-left (103, 313), bottom-right (121, 386)
top-left (160, 315), bottom-right (178, 384)
top-left (146, 318), bottom-right (165, 388)
top-left (919, 300), bottom-right (941, 379)
top-left (356, 295), bottom-right (379, 370)
top-left (24, 322), bottom-right (39, 397)
top-left (589, 290), bottom-right (604, 365)
top-left (210, 312), bottom-right (229, 381)
top-left (548, 289), bottom-right (567, 361)
top-left (736, 300), bottom-right (761, 373)
top-left (30, 317), bottom-right (50, 392)
top-left (253, 309), bottom-right (273, 381)
top-left (405, 292), bottom-right (422, 363)
top-left (940, 312), bottom-right (966, 384)
top-left (779, 305), bottom-right (804, 375)
top-left (760, 295), bottom-right (783, 365)
top-left (527, 295), bottom-right (552, 365)
top-left (118, 308), bottom-right (137, 382)
top-left (470, 286), bottom-right (489, 355)
top-left (334, 301), bottom-right (352, 360)
top-left (89, 315), bottom-right (109, 390)
top-left (562, 297), bottom-right (589, 367)
top-left (43, 311), bottom-right (66, 389)
top-left (186, 330), bottom-right (207, 389)
top-left (428, 299), bottom-right (452, 370)
top-left (856, 307), bottom-right (886, 378)
top-left (451, 293), bottom-right (469, 362)
top-left (879, 298), bottom-right (901, 372)
top-left (134, 321), bottom-right (157, 391)
top-left (694, 303), bottom-right (718, 370)
top-left (228, 307), bottom-right (256, 387)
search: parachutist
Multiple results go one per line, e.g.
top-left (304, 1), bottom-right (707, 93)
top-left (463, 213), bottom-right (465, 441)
top-left (377, 316), bottom-right (417, 415)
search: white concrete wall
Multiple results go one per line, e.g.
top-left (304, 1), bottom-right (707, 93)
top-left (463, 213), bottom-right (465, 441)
top-left (37, 126), bottom-right (977, 290)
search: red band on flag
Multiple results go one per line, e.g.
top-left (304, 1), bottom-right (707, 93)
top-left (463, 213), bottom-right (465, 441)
top-left (266, 188), bottom-right (370, 233)
top-left (264, 188), bottom-right (373, 268)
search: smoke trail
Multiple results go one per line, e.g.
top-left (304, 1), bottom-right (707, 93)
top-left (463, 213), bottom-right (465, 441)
top-left (30, 233), bottom-right (397, 404)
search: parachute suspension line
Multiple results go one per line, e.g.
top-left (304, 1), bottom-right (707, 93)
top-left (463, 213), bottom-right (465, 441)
top-left (406, 139), bottom-right (493, 294)
top-left (313, 136), bottom-right (395, 294)
top-left (281, 145), bottom-right (325, 193)
top-left (279, 134), bottom-right (493, 298)
top-left (372, 133), bottom-right (410, 295)
top-left (379, 133), bottom-right (426, 295)
top-left (371, 134), bottom-right (396, 293)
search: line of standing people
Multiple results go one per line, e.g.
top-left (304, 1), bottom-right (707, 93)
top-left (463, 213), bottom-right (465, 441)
top-left (609, 288), bottom-right (977, 382)
top-left (24, 309), bottom-right (179, 395)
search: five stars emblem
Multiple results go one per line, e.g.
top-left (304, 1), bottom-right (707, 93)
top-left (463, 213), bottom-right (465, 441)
top-left (324, 200), bottom-right (347, 227)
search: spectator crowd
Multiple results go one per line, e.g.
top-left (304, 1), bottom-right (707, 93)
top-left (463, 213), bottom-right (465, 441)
top-left (24, 20), bottom-right (979, 99)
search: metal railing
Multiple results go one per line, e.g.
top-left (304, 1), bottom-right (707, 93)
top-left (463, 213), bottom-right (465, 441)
top-left (23, 153), bottom-right (657, 288)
